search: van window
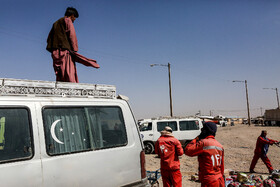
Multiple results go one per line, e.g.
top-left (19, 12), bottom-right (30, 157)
top-left (157, 121), bottom-right (177, 132)
top-left (43, 106), bottom-right (127, 156)
top-left (0, 108), bottom-right (33, 163)
top-left (179, 120), bottom-right (199, 131)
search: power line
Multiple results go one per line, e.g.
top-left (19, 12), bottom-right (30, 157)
top-left (0, 26), bottom-right (161, 66)
top-left (214, 108), bottom-right (267, 112)
top-left (0, 27), bottom-right (45, 46)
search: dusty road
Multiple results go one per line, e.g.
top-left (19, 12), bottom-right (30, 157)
top-left (145, 124), bottom-right (280, 186)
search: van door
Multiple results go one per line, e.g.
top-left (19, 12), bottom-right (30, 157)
top-left (39, 104), bottom-right (144, 187)
top-left (140, 122), bottom-right (153, 142)
top-left (0, 106), bottom-right (42, 187)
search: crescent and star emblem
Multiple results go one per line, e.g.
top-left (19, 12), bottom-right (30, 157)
top-left (50, 119), bottom-right (64, 144)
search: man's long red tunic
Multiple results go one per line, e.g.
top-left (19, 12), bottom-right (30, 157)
top-left (48, 17), bottom-right (99, 83)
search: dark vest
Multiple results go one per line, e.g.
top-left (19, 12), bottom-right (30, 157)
top-left (46, 17), bottom-right (72, 52)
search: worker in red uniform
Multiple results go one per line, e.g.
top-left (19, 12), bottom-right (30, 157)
top-left (185, 122), bottom-right (224, 187)
top-left (249, 130), bottom-right (278, 174)
top-left (155, 126), bottom-right (184, 187)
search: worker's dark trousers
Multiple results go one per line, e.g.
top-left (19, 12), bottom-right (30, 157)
top-left (250, 153), bottom-right (273, 172)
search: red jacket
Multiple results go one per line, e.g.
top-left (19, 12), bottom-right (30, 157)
top-left (185, 136), bottom-right (224, 183)
top-left (155, 135), bottom-right (184, 170)
top-left (254, 136), bottom-right (278, 155)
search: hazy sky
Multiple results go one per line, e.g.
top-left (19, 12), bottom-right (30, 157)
top-left (1, 0), bottom-right (280, 119)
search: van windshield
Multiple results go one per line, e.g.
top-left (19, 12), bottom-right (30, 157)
top-left (0, 108), bottom-right (33, 163)
top-left (140, 122), bottom-right (152, 131)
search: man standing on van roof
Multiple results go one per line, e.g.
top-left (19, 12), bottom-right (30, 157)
top-left (47, 7), bottom-right (99, 83)
top-left (249, 130), bottom-right (279, 174)
top-left (185, 122), bottom-right (225, 187)
top-left (155, 126), bottom-right (184, 187)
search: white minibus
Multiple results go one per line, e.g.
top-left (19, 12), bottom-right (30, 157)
top-left (0, 78), bottom-right (149, 187)
top-left (139, 117), bottom-right (202, 154)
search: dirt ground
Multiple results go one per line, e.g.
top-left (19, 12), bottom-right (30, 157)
top-left (145, 124), bottom-right (280, 186)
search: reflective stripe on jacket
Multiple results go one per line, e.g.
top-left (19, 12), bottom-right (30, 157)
top-left (184, 135), bottom-right (224, 183)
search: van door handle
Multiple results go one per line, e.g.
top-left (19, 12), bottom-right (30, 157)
top-left (149, 134), bottom-right (153, 136)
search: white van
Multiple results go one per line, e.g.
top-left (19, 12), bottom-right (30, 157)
top-left (0, 78), bottom-right (149, 187)
top-left (139, 117), bottom-right (203, 154)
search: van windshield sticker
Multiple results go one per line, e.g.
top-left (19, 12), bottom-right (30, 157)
top-left (0, 117), bottom-right (5, 150)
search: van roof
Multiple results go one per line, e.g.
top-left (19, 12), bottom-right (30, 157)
top-left (139, 116), bottom-right (200, 122)
top-left (0, 78), bottom-right (116, 99)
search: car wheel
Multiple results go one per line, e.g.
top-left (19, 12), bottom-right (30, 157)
top-left (144, 142), bottom-right (154, 154)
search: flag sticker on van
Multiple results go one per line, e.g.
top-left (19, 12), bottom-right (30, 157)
top-left (50, 119), bottom-right (64, 144)
top-left (0, 117), bottom-right (5, 150)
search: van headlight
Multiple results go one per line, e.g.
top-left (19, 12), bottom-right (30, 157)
top-left (141, 134), bottom-right (144, 139)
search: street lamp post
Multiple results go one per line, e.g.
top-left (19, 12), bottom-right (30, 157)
top-left (263, 87), bottom-right (280, 109)
top-left (150, 63), bottom-right (173, 117)
top-left (233, 80), bottom-right (251, 126)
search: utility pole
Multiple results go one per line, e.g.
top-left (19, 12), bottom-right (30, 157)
top-left (245, 80), bottom-right (251, 126)
top-left (150, 63), bottom-right (173, 117)
top-left (276, 88), bottom-right (279, 109)
top-left (263, 87), bottom-right (280, 109)
top-left (233, 80), bottom-right (251, 126)
top-left (168, 63), bottom-right (173, 117)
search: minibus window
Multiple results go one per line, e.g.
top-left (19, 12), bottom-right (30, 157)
top-left (0, 108), bottom-right (33, 163)
top-left (43, 106), bottom-right (127, 156)
top-left (179, 120), bottom-right (199, 131)
top-left (43, 108), bottom-right (91, 155)
top-left (86, 107), bottom-right (127, 149)
top-left (157, 121), bottom-right (177, 132)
